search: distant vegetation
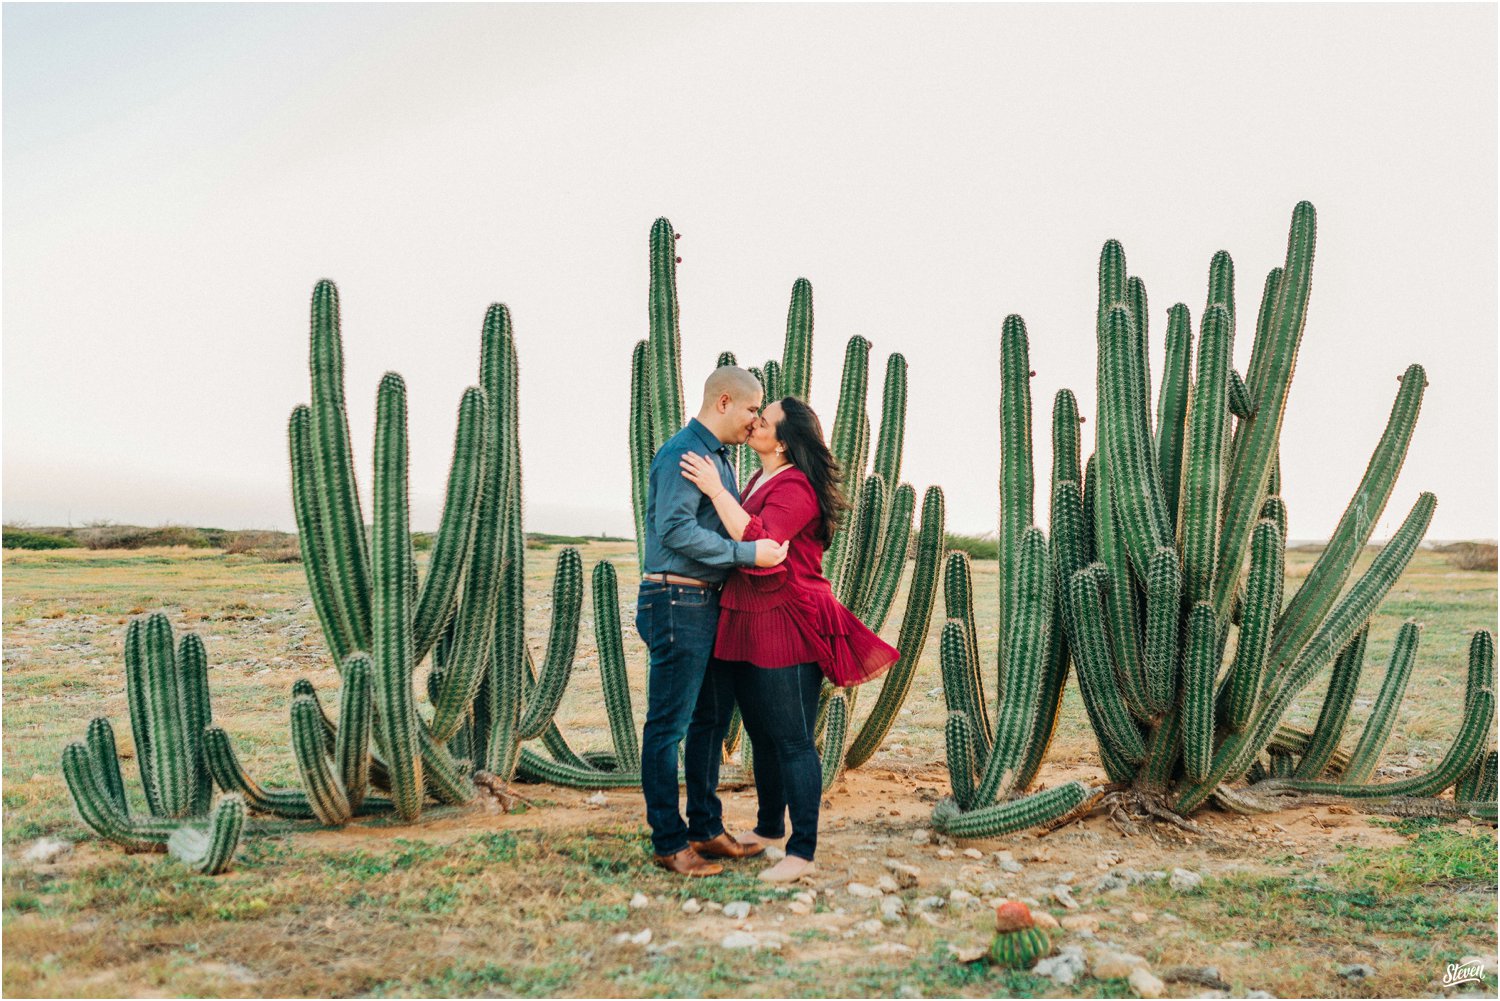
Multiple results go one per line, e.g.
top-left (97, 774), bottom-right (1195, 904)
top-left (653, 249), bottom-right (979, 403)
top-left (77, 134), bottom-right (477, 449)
top-left (1, 524), bottom-right (630, 560)
top-left (945, 531), bottom-right (999, 560)
top-left (1436, 541), bottom-right (1499, 572)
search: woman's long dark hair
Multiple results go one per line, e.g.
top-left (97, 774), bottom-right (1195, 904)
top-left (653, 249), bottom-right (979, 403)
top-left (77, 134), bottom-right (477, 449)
top-left (773, 397), bottom-right (850, 546)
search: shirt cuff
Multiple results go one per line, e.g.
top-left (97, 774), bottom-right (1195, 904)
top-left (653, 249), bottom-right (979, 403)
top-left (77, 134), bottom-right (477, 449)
top-left (733, 539), bottom-right (758, 567)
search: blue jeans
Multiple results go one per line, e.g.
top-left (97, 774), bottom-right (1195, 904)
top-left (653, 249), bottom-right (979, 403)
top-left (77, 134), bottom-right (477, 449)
top-left (636, 582), bottom-right (736, 856)
top-left (731, 660), bottom-right (824, 861)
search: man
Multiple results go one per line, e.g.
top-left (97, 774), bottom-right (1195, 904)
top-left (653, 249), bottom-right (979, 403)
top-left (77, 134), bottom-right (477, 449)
top-left (638, 365), bottom-right (787, 877)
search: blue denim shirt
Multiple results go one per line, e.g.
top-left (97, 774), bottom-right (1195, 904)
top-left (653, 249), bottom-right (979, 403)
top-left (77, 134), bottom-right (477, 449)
top-left (642, 418), bottom-right (757, 582)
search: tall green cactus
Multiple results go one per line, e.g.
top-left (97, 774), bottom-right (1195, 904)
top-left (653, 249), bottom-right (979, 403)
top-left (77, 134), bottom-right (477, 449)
top-left (938, 201), bottom-right (1484, 836)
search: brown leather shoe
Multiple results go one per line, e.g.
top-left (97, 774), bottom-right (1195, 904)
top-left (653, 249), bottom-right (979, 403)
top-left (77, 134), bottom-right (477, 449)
top-left (689, 832), bottom-right (766, 859)
top-left (651, 847), bottom-right (723, 877)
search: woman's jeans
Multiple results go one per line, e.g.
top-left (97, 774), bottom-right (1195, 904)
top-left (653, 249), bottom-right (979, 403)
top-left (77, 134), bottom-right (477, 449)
top-left (636, 582), bottom-right (735, 857)
top-left (732, 660), bottom-right (824, 861)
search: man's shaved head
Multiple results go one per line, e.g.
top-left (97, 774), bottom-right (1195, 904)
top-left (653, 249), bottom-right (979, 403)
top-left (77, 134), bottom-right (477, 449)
top-left (696, 366), bottom-right (765, 446)
top-left (702, 366), bottom-right (763, 407)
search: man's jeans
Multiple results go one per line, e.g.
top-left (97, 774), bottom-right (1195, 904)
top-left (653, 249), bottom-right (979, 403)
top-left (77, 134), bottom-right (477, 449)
top-left (636, 581), bottom-right (735, 857)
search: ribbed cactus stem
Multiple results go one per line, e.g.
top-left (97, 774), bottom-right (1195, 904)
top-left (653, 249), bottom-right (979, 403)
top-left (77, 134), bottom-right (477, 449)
top-left (976, 528), bottom-right (1051, 803)
top-left (873, 354), bottom-right (907, 494)
top-left (291, 695), bottom-right (353, 826)
top-left (371, 373), bottom-right (423, 820)
top-left (1066, 568), bottom-right (1146, 764)
top-left (1267, 364), bottom-right (1426, 682)
top-left (629, 339), bottom-right (654, 571)
top-left (839, 474), bottom-right (886, 613)
top-left (411, 386), bottom-right (486, 663)
top-left (823, 336), bottom-right (871, 584)
top-left (998, 315), bottom-right (1035, 666)
top-left (1155, 303), bottom-right (1193, 517)
top-left (63, 742), bottom-right (177, 853)
top-left (167, 796), bottom-right (245, 875)
top-left (1180, 305), bottom-right (1232, 604)
top-left (819, 689), bottom-right (851, 791)
top-left (1221, 520), bottom-right (1285, 731)
top-left (1100, 304), bottom-right (1170, 574)
top-left (762, 359), bottom-right (782, 403)
top-left (307, 279), bottom-right (373, 660)
top-left (1176, 491), bottom-right (1435, 813)
top-left (647, 218), bottom-right (684, 448)
top-left (1181, 602), bottom-right (1218, 782)
top-left (844, 485), bottom-right (945, 768)
top-left (516, 748), bottom-right (642, 788)
top-left (945, 711), bottom-right (979, 810)
top-left (1341, 621), bottom-right (1421, 784)
top-left (85, 717), bottom-right (128, 815)
top-left (517, 547), bottom-right (585, 740)
top-left (1213, 202), bottom-right (1317, 622)
top-left (1258, 631), bottom-right (1493, 799)
top-left (1293, 626), bottom-right (1368, 779)
top-left (931, 781), bottom-right (1090, 839)
top-left (593, 560), bottom-right (640, 772)
top-left (1142, 547), bottom-right (1182, 717)
top-left (858, 483), bottom-right (915, 632)
top-left (782, 277), bottom-right (814, 401)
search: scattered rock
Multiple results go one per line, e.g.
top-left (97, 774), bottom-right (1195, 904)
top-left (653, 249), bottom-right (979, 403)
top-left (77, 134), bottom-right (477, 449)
top-left (630, 892), bottom-right (650, 910)
top-left (765, 845), bottom-right (786, 861)
top-left (962, 848), bottom-right (984, 859)
top-left (1051, 885), bottom-right (1080, 910)
top-left (1129, 911), bottom-right (1149, 925)
top-left (1092, 873), bottom-right (1129, 895)
top-left (896, 984), bottom-right (923, 999)
top-left (1091, 950), bottom-right (1149, 979)
top-left (1060, 913), bottom-right (1101, 934)
top-left (681, 898), bottom-right (701, 914)
top-left (883, 859), bottom-right (922, 887)
top-left (1128, 968), bottom-right (1166, 998)
top-left (704, 901), bottom-right (724, 912)
top-left (936, 847), bottom-right (955, 859)
top-left (1031, 910), bottom-right (1061, 930)
top-left (1245, 991), bottom-right (1277, 999)
top-left (875, 875), bottom-right (901, 894)
top-left (1169, 868), bottom-right (1202, 892)
top-left (613, 928), bottom-right (654, 945)
top-left (947, 941), bottom-right (989, 963)
top-left (977, 880), bottom-right (998, 896)
top-left (787, 901), bottom-right (811, 915)
top-left (723, 901), bottom-right (751, 920)
top-left (912, 828), bottom-right (932, 844)
top-left (1161, 966), bottom-right (1228, 990)
top-left (847, 882), bottom-right (881, 899)
top-left (880, 896), bottom-right (906, 920)
top-left (851, 918), bottom-right (885, 936)
top-left (792, 890), bottom-right (816, 906)
top-left (1035, 945), bottom-right (1087, 985)
top-left (195, 962), bottom-right (258, 985)
top-left (949, 889), bottom-right (975, 907)
top-left (721, 931), bottom-right (764, 950)
top-left (20, 838), bottom-right (72, 865)
top-left (585, 791), bottom-right (608, 806)
top-left (869, 942), bottom-right (915, 956)
top-left (1337, 963), bottom-right (1376, 982)
top-left (915, 896), bottom-right (946, 910)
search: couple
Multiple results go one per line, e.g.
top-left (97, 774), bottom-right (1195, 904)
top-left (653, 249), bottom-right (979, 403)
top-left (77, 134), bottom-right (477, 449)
top-left (636, 365), bottom-right (899, 882)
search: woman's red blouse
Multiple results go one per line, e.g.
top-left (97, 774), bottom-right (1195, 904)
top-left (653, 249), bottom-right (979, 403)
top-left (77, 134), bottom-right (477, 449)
top-left (715, 467), bottom-right (900, 686)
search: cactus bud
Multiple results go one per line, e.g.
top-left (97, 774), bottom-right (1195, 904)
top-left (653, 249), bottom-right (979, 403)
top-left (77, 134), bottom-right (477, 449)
top-left (995, 900), bottom-right (1035, 932)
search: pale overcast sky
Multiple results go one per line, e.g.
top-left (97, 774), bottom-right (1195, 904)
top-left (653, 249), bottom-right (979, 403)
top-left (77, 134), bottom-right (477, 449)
top-left (4, 3), bottom-right (1496, 540)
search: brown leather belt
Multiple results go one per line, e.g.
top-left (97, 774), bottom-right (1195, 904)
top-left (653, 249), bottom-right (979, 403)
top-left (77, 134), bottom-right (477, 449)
top-left (642, 572), bottom-right (719, 590)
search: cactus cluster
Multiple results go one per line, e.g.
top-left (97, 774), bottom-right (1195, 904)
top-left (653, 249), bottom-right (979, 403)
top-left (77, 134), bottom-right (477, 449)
top-left (934, 201), bottom-right (1495, 838)
top-left (626, 218), bottom-right (947, 792)
top-left (61, 613), bottom-right (244, 873)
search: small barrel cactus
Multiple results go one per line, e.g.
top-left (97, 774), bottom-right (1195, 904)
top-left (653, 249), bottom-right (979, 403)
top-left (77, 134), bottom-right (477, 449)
top-left (989, 900), bottom-right (1052, 969)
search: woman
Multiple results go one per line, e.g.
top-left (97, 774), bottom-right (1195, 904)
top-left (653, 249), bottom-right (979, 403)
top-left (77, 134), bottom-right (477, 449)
top-left (680, 396), bottom-right (899, 882)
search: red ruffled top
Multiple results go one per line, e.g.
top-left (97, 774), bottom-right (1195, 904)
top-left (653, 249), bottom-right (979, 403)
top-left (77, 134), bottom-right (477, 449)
top-left (715, 467), bottom-right (900, 686)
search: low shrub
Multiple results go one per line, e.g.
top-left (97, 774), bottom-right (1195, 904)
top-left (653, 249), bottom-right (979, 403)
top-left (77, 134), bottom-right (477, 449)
top-left (2, 528), bottom-right (73, 550)
top-left (945, 532), bottom-right (999, 560)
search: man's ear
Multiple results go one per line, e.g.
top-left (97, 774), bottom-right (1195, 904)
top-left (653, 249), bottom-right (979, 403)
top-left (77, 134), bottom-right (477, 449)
top-left (715, 393), bottom-right (733, 414)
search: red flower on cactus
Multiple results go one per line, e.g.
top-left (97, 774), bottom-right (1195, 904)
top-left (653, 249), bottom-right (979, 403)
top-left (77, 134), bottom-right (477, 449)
top-left (994, 899), bottom-right (1034, 933)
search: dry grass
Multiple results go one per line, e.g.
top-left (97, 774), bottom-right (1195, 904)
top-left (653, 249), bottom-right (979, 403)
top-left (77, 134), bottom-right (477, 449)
top-left (2, 541), bottom-right (1495, 997)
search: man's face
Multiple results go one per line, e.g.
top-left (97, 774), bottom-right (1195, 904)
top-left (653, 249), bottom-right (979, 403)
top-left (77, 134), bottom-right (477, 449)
top-left (722, 390), bottom-right (764, 445)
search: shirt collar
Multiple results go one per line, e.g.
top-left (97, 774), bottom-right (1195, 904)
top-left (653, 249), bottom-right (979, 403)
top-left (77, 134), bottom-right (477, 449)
top-left (686, 417), bottom-right (728, 456)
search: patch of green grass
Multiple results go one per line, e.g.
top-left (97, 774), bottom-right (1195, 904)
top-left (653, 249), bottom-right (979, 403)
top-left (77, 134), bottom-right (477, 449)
top-left (1331, 825), bottom-right (1497, 891)
top-left (2, 529), bottom-right (72, 550)
top-left (373, 959), bottom-right (579, 998)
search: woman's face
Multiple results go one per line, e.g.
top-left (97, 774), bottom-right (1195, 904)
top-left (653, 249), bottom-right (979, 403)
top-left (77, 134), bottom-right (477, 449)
top-left (749, 400), bottom-right (784, 457)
